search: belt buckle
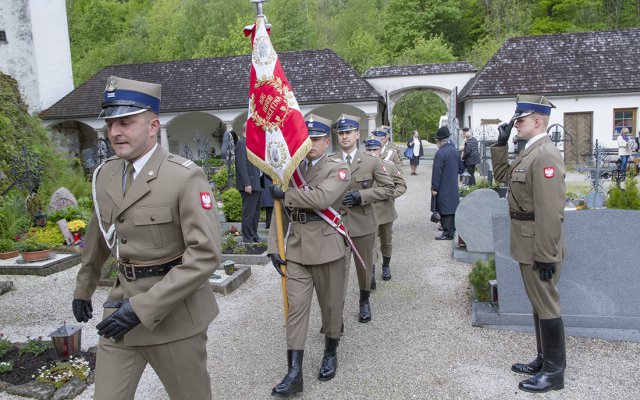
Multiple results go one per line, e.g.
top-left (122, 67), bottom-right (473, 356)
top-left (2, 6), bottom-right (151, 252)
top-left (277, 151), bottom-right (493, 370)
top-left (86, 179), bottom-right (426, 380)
top-left (299, 212), bottom-right (307, 224)
top-left (120, 262), bottom-right (136, 281)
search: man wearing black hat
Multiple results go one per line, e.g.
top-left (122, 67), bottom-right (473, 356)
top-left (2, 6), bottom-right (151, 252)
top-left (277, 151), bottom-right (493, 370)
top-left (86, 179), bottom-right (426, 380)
top-left (72, 76), bottom-right (221, 399)
top-left (267, 114), bottom-right (350, 397)
top-left (491, 95), bottom-right (567, 393)
top-left (334, 114), bottom-right (394, 323)
top-left (431, 126), bottom-right (461, 240)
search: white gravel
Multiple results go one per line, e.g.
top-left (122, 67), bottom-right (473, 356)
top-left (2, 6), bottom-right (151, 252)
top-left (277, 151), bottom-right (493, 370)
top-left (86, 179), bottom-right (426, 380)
top-left (1, 165), bottom-right (638, 400)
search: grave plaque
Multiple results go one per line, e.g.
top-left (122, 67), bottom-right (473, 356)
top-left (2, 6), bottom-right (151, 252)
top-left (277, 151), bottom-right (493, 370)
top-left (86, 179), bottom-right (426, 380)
top-left (48, 187), bottom-right (78, 212)
top-left (455, 189), bottom-right (508, 253)
top-left (57, 219), bottom-right (75, 245)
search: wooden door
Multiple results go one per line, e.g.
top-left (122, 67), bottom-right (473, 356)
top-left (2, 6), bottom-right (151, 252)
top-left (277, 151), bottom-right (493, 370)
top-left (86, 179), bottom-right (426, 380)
top-left (563, 112), bottom-right (593, 167)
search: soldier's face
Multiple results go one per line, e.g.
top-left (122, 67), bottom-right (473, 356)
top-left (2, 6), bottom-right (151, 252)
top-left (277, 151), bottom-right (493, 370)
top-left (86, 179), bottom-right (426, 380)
top-left (307, 136), bottom-right (330, 160)
top-left (338, 129), bottom-right (359, 151)
top-left (106, 112), bottom-right (159, 162)
top-left (514, 114), bottom-right (541, 140)
top-left (380, 135), bottom-right (389, 145)
top-left (366, 148), bottom-right (381, 157)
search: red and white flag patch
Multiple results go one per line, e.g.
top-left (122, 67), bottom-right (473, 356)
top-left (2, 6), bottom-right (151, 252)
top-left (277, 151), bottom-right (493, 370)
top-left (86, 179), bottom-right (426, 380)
top-left (338, 169), bottom-right (348, 181)
top-left (543, 167), bottom-right (555, 178)
top-left (200, 192), bottom-right (213, 209)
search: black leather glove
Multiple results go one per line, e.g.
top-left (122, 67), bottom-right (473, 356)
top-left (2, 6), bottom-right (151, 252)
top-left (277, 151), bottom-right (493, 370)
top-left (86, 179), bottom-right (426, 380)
top-left (269, 185), bottom-right (285, 200)
top-left (268, 253), bottom-right (286, 276)
top-left (72, 299), bottom-right (93, 323)
top-left (496, 121), bottom-right (515, 147)
top-left (342, 191), bottom-right (362, 207)
top-left (96, 299), bottom-right (141, 340)
top-left (534, 261), bottom-right (556, 281)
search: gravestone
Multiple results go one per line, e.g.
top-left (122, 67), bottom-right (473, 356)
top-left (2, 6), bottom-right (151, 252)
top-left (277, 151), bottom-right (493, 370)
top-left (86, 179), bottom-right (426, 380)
top-left (48, 187), bottom-right (78, 211)
top-left (456, 189), bottom-right (508, 253)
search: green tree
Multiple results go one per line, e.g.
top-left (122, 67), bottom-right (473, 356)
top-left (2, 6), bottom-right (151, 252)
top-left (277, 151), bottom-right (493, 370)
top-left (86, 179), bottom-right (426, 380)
top-left (395, 35), bottom-right (456, 65)
top-left (392, 91), bottom-right (447, 142)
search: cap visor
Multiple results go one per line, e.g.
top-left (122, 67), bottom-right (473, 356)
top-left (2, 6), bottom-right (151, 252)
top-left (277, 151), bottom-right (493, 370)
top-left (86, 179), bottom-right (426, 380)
top-left (99, 106), bottom-right (148, 119)
top-left (510, 111), bottom-right (533, 121)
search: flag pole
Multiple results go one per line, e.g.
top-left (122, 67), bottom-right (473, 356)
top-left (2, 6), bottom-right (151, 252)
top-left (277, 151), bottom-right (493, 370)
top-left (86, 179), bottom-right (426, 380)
top-left (250, 0), bottom-right (288, 322)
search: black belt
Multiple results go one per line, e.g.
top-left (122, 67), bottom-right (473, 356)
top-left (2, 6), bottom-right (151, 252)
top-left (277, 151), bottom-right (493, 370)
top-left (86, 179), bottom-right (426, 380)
top-left (290, 210), bottom-right (323, 223)
top-left (118, 257), bottom-right (182, 281)
top-left (509, 211), bottom-right (535, 221)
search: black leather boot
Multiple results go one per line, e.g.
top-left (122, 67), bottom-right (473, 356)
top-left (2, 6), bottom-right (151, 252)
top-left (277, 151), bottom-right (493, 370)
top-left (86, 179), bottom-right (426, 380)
top-left (318, 336), bottom-right (339, 381)
top-left (382, 256), bottom-right (392, 281)
top-left (518, 318), bottom-right (566, 393)
top-left (272, 350), bottom-right (304, 398)
top-left (512, 314), bottom-right (543, 374)
top-left (358, 289), bottom-right (371, 323)
top-left (370, 265), bottom-right (377, 290)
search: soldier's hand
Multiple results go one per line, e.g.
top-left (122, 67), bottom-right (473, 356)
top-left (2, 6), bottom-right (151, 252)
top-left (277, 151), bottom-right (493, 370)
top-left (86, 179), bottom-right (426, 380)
top-left (72, 299), bottom-right (93, 323)
top-left (534, 261), bottom-right (556, 281)
top-left (342, 191), bottom-right (361, 207)
top-left (96, 299), bottom-right (140, 340)
top-left (268, 253), bottom-right (286, 276)
top-left (496, 121), bottom-right (514, 147)
top-left (269, 185), bottom-right (285, 200)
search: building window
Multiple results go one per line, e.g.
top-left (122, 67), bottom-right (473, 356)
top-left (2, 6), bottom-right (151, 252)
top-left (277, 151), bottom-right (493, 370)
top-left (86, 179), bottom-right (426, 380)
top-left (613, 108), bottom-right (636, 138)
top-left (0, 31), bottom-right (7, 43)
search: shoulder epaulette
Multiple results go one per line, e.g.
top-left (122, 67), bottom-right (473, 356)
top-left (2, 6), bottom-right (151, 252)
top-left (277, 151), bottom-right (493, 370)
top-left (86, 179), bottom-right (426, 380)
top-left (105, 155), bottom-right (120, 162)
top-left (329, 157), bottom-right (343, 163)
top-left (167, 154), bottom-right (198, 170)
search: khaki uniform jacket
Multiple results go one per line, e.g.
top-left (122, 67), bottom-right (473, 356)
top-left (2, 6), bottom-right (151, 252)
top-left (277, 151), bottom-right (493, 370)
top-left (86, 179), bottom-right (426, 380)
top-left (267, 155), bottom-right (350, 265)
top-left (336, 150), bottom-right (395, 237)
top-left (491, 136), bottom-right (567, 265)
top-left (373, 161), bottom-right (407, 225)
top-left (75, 146), bottom-right (221, 346)
top-left (382, 142), bottom-right (403, 166)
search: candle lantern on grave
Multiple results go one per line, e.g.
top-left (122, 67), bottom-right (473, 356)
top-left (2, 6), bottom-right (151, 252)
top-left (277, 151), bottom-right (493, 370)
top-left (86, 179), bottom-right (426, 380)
top-left (50, 322), bottom-right (82, 360)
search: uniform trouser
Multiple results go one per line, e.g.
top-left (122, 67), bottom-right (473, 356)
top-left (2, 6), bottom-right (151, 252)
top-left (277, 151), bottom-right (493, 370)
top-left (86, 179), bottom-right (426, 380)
top-left (519, 261), bottom-right (563, 319)
top-left (94, 330), bottom-right (211, 400)
top-left (286, 259), bottom-right (346, 349)
top-left (343, 232), bottom-right (375, 299)
top-left (378, 222), bottom-right (393, 258)
top-left (240, 190), bottom-right (261, 241)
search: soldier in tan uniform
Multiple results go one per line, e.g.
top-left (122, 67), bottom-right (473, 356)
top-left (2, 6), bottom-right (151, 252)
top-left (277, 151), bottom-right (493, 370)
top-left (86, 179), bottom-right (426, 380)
top-left (334, 115), bottom-right (394, 323)
top-left (364, 136), bottom-right (406, 288)
top-left (376, 126), bottom-right (403, 167)
top-left (267, 114), bottom-right (350, 398)
top-left (491, 95), bottom-right (567, 393)
top-left (72, 76), bottom-right (221, 400)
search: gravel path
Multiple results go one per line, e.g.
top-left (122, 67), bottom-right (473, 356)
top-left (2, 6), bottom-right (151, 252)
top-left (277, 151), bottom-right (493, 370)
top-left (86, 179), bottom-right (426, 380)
top-left (1, 165), bottom-right (638, 399)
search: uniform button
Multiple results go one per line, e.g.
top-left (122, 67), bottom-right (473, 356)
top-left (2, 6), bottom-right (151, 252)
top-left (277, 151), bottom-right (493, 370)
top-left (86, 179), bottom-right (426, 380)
top-left (120, 238), bottom-right (127, 244)
top-left (118, 217), bottom-right (124, 223)
top-left (150, 217), bottom-right (155, 222)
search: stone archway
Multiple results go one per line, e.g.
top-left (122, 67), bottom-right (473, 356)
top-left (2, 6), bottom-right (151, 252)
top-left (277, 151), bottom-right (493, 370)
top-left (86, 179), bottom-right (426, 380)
top-left (388, 87), bottom-right (449, 142)
top-left (47, 120), bottom-right (98, 159)
top-left (165, 112), bottom-right (224, 160)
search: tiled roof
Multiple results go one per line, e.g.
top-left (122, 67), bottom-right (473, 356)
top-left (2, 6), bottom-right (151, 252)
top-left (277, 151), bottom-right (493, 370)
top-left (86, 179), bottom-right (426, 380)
top-left (459, 28), bottom-right (640, 100)
top-left (40, 49), bottom-right (381, 120)
top-left (363, 62), bottom-right (476, 78)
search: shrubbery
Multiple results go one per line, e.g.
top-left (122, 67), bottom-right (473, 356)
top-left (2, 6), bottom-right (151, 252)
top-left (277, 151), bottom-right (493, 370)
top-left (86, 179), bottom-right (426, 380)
top-left (468, 256), bottom-right (496, 302)
top-left (220, 188), bottom-right (242, 222)
top-left (607, 170), bottom-right (640, 210)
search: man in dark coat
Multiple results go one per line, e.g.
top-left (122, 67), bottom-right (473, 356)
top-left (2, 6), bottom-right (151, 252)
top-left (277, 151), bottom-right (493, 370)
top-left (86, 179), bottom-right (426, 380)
top-left (461, 127), bottom-right (481, 186)
top-left (235, 125), bottom-right (262, 242)
top-left (431, 126), bottom-right (461, 240)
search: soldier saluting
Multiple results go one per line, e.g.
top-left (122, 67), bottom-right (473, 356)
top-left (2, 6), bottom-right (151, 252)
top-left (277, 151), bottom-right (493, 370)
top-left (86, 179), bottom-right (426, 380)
top-left (491, 95), bottom-right (568, 393)
top-left (72, 76), bottom-right (221, 399)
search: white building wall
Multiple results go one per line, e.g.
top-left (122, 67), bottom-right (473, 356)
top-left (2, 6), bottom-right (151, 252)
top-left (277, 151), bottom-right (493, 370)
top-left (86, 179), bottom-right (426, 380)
top-left (0, 0), bottom-right (73, 113)
top-left (463, 92), bottom-right (640, 149)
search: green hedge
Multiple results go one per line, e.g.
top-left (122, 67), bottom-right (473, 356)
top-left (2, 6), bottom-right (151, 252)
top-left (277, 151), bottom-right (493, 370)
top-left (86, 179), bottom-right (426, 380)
top-left (220, 188), bottom-right (242, 222)
top-left (468, 256), bottom-right (496, 302)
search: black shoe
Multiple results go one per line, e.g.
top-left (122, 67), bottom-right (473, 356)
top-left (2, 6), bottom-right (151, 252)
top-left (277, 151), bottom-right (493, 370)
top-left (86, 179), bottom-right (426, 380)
top-left (272, 350), bottom-right (304, 398)
top-left (512, 314), bottom-right (543, 375)
top-left (518, 318), bottom-right (565, 393)
top-left (435, 235), bottom-right (453, 240)
top-left (370, 265), bottom-right (377, 290)
top-left (318, 337), bottom-right (339, 381)
top-left (358, 290), bottom-right (371, 323)
top-left (381, 256), bottom-right (391, 281)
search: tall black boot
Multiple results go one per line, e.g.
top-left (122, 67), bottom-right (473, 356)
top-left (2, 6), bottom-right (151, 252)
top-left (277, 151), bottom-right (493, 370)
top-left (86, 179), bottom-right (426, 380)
top-left (370, 265), bottom-right (377, 290)
top-left (519, 318), bottom-right (566, 393)
top-left (358, 289), bottom-right (371, 323)
top-left (512, 314), bottom-right (543, 374)
top-left (272, 350), bottom-right (304, 398)
top-left (382, 256), bottom-right (392, 281)
top-left (318, 336), bottom-right (339, 381)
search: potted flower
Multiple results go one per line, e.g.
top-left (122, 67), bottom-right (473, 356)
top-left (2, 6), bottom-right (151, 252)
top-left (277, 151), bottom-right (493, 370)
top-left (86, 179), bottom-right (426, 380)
top-left (67, 219), bottom-right (87, 242)
top-left (0, 238), bottom-right (19, 259)
top-left (16, 238), bottom-right (53, 262)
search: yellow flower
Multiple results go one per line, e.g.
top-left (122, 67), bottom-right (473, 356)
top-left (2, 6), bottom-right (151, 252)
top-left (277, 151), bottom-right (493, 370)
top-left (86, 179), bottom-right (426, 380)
top-left (68, 220), bottom-right (87, 233)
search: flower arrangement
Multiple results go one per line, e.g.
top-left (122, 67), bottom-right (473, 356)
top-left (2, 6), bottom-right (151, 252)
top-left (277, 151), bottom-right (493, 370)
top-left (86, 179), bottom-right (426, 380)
top-left (26, 226), bottom-right (65, 247)
top-left (67, 219), bottom-right (87, 234)
top-left (36, 356), bottom-right (90, 389)
top-left (15, 238), bottom-right (53, 252)
top-left (0, 238), bottom-right (17, 253)
top-left (18, 336), bottom-right (53, 356)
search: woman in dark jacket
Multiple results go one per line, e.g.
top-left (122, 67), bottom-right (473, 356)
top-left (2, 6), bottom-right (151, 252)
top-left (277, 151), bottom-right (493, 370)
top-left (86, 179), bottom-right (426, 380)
top-left (407, 130), bottom-right (424, 175)
top-left (431, 127), bottom-right (461, 240)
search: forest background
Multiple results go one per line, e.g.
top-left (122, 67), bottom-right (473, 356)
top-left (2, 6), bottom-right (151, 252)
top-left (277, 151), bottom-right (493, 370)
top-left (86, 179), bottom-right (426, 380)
top-left (67, 0), bottom-right (640, 139)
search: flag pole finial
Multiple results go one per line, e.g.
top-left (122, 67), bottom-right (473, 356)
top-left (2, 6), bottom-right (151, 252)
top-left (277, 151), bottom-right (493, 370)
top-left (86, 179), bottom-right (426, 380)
top-left (250, 0), bottom-right (268, 17)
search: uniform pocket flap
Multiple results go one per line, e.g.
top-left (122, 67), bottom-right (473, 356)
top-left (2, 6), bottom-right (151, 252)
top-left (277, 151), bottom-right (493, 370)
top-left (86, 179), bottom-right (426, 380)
top-left (511, 173), bottom-right (526, 183)
top-left (133, 206), bottom-right (173, 226)
top-left (355, 174), bottom-right (371, 182)
top-left (321, 223), bottom-right (337, 236)
top-left (521, 222), bottom-right (535, 237)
